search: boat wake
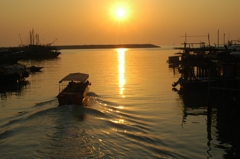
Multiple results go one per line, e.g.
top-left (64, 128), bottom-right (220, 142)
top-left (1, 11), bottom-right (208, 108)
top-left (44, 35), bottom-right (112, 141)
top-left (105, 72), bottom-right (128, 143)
top-left (0, 93), bottom-right (182, 158)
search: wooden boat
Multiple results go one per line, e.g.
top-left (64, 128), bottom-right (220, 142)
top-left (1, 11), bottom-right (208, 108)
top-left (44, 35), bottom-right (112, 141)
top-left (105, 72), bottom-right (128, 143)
top-left (57, 73), bottom-right (91, 106)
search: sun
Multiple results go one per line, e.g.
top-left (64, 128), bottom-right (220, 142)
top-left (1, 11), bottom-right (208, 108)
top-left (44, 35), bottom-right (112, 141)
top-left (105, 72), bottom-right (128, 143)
top-left (116, 8), bottom-right (125, 18)
top-left (110, 2), bottom-right (130, 21)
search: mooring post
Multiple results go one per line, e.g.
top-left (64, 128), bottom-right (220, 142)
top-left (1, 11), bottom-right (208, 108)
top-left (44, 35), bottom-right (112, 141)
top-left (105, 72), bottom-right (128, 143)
top-left (206, 78), bottom-right (213, 153)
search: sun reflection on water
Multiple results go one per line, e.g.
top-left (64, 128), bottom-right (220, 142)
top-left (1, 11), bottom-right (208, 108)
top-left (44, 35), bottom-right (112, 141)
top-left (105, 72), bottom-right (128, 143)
top-left (117, 48), bottom-right (127, 98)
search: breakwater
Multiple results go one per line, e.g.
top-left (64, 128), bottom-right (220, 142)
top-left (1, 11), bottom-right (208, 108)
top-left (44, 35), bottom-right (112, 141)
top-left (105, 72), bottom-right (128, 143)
top-left (55, 44), bottom-right (160, 50)
top-left (0, 43), bottom-right (160, 51)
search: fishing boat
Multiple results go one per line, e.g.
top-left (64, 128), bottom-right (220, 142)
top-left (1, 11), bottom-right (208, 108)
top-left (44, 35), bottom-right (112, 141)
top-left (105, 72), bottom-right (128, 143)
top-left (20, 29), bottom-right (61, 59)
top-left (23, 44), bottom-right (61, 59)
top-left (57, 73), bottom-right (91, 106)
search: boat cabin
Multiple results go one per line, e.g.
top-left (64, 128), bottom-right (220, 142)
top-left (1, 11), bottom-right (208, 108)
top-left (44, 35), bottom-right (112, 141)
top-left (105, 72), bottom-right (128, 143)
top-left (57, 72), bottom-right (91, 106)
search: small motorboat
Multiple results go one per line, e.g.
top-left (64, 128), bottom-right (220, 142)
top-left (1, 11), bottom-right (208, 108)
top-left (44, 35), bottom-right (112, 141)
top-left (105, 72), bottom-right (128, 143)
top-left (57, 72), bottom-right (91, 106)
top-left (28, 66), bottom-right (43, 72)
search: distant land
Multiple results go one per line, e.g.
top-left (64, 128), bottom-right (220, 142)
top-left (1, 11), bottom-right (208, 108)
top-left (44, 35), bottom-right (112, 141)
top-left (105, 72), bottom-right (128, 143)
top-left (54, 44), bottom-right (160, 50)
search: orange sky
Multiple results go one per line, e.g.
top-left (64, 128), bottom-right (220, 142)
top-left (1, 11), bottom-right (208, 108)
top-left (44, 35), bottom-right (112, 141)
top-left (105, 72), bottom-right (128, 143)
top-left (1, 0), bottom-right (240, 47)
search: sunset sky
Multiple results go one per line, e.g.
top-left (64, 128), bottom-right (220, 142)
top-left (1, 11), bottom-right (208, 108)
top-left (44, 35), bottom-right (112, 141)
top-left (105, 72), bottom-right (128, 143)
top-left (1, 0), bottom-right (240, 47)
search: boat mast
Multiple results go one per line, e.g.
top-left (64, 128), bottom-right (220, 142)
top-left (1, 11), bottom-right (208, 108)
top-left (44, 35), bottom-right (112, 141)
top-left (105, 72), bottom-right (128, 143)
top-left (32, 29), bottom-right (35, 45)
top-left (208, 33), bottom-right (210, 46)
top-left (30, 30), bottom-right (32, 45)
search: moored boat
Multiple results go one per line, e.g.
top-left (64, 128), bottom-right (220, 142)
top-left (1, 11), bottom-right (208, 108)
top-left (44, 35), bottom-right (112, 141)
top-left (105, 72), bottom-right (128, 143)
top-left (23, 44), bottom-right (61, 59)
top-left (0, 49), bottom-right (26, 64)
top-left (20, 29), bottom-right (61, 59)
top-left (0, 64), bottom-right (29, 83)
top-left (172, 77), bottom-right (212, 89)
top-left (230, 51), bottom-right (240, 56)
top-left (57, 72), bottom-right (91, 106)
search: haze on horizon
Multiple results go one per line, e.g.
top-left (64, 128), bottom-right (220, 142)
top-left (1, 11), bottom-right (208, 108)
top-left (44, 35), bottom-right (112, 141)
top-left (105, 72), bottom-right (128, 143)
top-left (1, 0), bottom-right (240, 47)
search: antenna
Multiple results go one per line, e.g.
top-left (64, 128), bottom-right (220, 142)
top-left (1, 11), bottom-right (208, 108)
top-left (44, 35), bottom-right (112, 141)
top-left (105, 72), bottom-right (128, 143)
top-left (180, 34), bottom-right (208, 43)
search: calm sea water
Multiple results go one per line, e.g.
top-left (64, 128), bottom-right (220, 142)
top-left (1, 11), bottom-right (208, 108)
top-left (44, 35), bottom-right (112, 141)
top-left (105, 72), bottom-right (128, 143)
top-left (0, 47), bottom-right (239, 159)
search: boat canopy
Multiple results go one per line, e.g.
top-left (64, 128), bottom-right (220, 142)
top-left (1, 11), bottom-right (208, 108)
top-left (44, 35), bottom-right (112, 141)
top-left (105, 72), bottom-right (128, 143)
top-left (59, 73), bottom-right (89, 83)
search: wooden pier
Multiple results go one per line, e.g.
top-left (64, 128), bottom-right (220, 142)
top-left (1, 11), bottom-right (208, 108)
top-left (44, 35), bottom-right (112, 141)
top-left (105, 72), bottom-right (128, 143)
top-left (170, 41), bottom-right (240, 112)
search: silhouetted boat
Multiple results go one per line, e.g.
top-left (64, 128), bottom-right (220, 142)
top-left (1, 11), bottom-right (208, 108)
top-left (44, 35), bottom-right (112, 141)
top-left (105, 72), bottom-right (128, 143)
top-left (57, 73), bottom-right (91, 106)
top-left (172, 77), bottom-right (211, 89)
top-left (20, 29), bottom-right (61, 59)
top-left (23, 44), bottom-right (61, 59)
top-left (230, 51), bottom-right (240, 56)
top-left (0, 64), bottom-right (29, 83)
top-left (0, 49), bottom-right (25, 64)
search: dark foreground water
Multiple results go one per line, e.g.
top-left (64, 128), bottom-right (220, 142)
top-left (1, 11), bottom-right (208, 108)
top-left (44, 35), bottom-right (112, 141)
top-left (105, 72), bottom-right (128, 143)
top-left (0, 48), bottom-right (239, 159)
